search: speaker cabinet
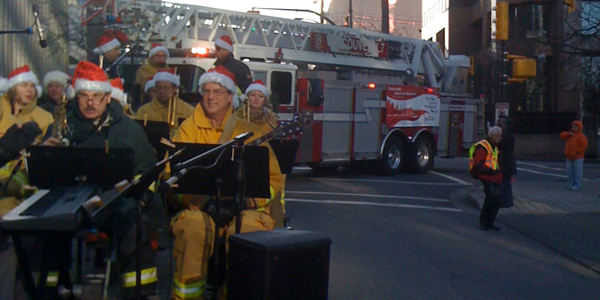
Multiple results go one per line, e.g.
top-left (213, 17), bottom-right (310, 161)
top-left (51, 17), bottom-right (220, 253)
top-left (228, 229), bottom-right (331, 300)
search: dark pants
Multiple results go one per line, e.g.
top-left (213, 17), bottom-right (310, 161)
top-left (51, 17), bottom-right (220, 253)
top-left (479, 180), bottom-right (502, 226)
top-left (499, 173), bottom-right (513, 208)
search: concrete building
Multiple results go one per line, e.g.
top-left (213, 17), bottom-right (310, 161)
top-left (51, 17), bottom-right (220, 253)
top-left (326, 0), bottom-right (422, 39)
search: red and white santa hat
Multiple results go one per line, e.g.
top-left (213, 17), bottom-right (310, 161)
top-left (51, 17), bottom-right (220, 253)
top-left (148, 43), bottom-right (170, 59)
top-left (144, 76), bottom-right (155, 93)
top-left (93, 35), bottom-right (121, 55)
top-left (6, 65), bottom-right (39, 91)
top-left (43, 70), bottom-right (70, 92)
top-left (198, 65), bottom-right (237, 95)
top-left (214, 35), bottom-right (234, 53)
top-left (110, 78), bottom-right (128, 107)
top-left (153, 69), bottom-right (180, 87)
top-left (71, 61), bottom-right (111, 93)
top-left (245, 79), bottom-right (270, 97)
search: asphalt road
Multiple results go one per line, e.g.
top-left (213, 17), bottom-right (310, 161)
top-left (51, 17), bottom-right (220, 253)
top-left (284, 158), bottom-right (600, 300)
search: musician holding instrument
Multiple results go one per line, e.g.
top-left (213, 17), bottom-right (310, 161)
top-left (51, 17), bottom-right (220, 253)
top-left (135, 70), bottom-right (194, 136)
top-left (42, 61), bottom-right (158, 299)
top-left (235, 80), bottom-right (287, 227)
top-left (136, 44), bottom-right (171, 101)
top-left (91, 29), bottom-right (128, 79)
top-left (169, 66), bottom-right (283, 300)
top-left (0, 65), bottom-right (50, 300)
top-left (38, 70), bottom-right (75, 114)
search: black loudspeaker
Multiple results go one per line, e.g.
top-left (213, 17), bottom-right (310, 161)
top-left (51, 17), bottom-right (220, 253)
top-left (228, 229), bottom-right (332, 300)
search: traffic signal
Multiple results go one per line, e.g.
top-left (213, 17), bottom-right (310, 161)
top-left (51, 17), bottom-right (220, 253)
top-left (469, 56), bottom-right (475, 76)
top-left (512, 58), bottom-right (536, 78)
top-left (496, 2), bottom-right (509, 41)
top-left (564, 0), bottom-right (575, 14)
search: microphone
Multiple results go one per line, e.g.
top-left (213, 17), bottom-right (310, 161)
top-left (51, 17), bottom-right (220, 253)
top-left (32, 5), bottom-right (47, 48)
top-left (158, 169), bottom-right (188, 194)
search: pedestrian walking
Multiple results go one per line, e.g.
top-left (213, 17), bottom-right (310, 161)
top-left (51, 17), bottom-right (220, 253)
top-left (497, 117), bottom-right (517, 207)
top-left (560, 120), bottom-right (588, 191)
top-left (469, 126), bottom-right (503, 231)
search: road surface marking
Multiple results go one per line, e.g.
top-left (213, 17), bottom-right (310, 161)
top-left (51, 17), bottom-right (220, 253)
top-left (429, 170), bottom-right (473, 186)
top-left (285, 198), bottom-right (463, 212)
top-left (516, 167), bottom-right (590, 181)
top-left (304, 177), bottom-right (465, 185)
top-left (286, 191), bottom-right (450, 202)
top-left (518, 161), bottom-right (564, 171)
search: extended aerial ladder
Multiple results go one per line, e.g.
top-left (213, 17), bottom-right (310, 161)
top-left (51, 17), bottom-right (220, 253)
top-left (108, 0), bottom-right (468, 92)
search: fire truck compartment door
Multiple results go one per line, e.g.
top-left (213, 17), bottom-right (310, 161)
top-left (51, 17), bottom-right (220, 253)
top-left (321, 83), bottom-right (353, 161)
top-left (353, 87), bottom-right (384, 159)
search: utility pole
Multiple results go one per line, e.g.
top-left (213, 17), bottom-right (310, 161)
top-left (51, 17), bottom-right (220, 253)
top-left (348, 0), bottom-right (353, 28)
top-left (381, 0), bottom-right (389, 33)
top-left (320, 0), bottom-right (324, 24)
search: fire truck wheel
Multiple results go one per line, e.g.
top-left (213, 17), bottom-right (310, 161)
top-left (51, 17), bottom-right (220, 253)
top-left (379, 136), bottom-right (404, 175)
top-left (409, 137), bottom-right (434, 174)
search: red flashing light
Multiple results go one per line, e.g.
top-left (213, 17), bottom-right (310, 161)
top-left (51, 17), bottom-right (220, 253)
top-left (368, 83), bottom-right (376, 89)
top-left (427, 88), bottom-right (434, 93)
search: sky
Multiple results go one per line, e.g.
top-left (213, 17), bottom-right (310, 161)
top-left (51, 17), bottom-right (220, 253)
top-left (174, 0), bottom-right (332, 24)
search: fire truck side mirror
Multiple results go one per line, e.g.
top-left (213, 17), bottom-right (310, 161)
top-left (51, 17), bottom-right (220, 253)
top-left (307, 78), bottom-right (324, 107)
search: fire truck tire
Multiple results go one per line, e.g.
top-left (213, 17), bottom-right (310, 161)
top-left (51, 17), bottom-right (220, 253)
top-left (379, 136), bottom-right (404, 175)
top-left (409, 137), bottom-right (434, 174)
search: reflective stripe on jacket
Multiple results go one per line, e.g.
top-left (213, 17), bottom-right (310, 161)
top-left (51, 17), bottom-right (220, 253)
top-left (469, 140), bottom-right (498, 171)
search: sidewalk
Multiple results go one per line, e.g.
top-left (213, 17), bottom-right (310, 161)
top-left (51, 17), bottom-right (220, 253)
top-left (469, 179), bottom-right (600, 273)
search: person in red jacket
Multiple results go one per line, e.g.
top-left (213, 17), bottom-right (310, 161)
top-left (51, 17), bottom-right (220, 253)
top-left (469, 126), bottom-right (503, 231)
top-left (560, 120), bottom-right (588, 191)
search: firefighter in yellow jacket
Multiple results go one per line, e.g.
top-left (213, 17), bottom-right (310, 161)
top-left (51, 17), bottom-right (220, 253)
top-left (135, 70), bottom-right (194, 136)
top-left (235, 79), bottom-right (286, 227)
top-left (135, 44), bottom-right (171, 101)
top-left (0, 65), bottom-right (51, 300)
top-left (170, 66), bottom-right (283, 300)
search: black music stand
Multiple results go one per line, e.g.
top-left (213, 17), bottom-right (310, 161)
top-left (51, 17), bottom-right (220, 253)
top-left (11, 146), bottom-right (134, 300)
top-left (135, 120), bottom-right (171, 160)
top-left (268, 139), bottom-right (300, 175)
top-left (162, 139), bottom-right (270, 299)
top-left (27, 146), bottom-right (134, 190)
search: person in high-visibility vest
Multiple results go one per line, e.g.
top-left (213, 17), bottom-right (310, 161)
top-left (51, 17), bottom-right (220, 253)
top-left (469, 126), bottom-right (503, 231)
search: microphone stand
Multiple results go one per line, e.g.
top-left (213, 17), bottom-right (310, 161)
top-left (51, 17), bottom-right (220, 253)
top-left (104, 43), bottom-right (139, 74)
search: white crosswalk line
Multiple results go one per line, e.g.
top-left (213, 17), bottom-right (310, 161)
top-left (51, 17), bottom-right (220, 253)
top-left (429, 170), bottom-right (473, 186)
top-left (285, 191), bottom-right (450, 202)
top-left (285, 198), bottom-right (463, 212)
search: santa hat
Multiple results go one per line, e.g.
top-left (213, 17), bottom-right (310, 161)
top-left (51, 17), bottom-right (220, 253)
top-left (214, 35), bottom-right (234, 53)
top-left (93, 35), bottom-right (121, 55)
top-left (245, 79), bottom-right (270, 97)
top-left (144, 76), bottom-right (155, 93)
top-left (148, 43), bottom-right (170, 59)
top-left (110, 78), bottom-right (128, 107)
top-left (153, 69), bottom-right (180, 87)
top-left (43, 70), bottom-right (71, 92)
top-left (6, 65), bottom-right (39, 91)
top-left (198, 65), bottom-right (237, 95)
top-left (71, 61), bottom-right (111, 93)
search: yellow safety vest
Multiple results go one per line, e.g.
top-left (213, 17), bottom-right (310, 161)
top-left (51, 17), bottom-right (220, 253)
top-left (468, 140), bottom-right (498, 171)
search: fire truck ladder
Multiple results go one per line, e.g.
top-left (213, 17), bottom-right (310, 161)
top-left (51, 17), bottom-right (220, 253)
top-left (119, 1), bottom-right (452, 88)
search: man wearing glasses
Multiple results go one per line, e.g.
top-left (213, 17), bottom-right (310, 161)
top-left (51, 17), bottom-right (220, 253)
top-left (42, 61), bottom-right (158, 299)
top-left (169, 66), bottom-right (283, 300)
top-left (135, 69), bottom-right (194, 131)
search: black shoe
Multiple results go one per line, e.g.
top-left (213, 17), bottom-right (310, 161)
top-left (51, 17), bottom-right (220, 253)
top-left (487, 223), bottom-right (501, 231)
top-left (479, 223), bottom-right (488, 231)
